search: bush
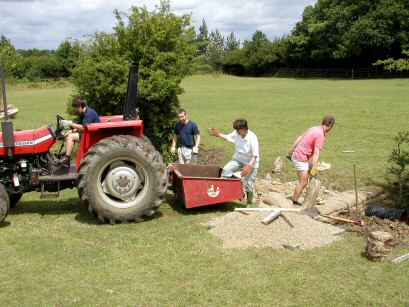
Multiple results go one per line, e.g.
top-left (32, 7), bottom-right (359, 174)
top-left (387, 131), bottom-right (409, 207)
top-left (71, 1), bottom-right (196, 155)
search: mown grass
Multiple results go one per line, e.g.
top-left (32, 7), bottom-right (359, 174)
top-left (182, 75), bottom-right (409, 190)
top-left (0, 77), bottom-right (408, 306)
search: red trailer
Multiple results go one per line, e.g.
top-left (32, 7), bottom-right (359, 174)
top-left (170, 163), bottom-right (245, 209)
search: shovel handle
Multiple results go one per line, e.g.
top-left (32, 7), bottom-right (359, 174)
top-left (322, 214), bottom-right (364, 226)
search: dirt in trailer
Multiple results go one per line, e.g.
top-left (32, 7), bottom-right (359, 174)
top-left (197, 148), bottom-right (225, 166)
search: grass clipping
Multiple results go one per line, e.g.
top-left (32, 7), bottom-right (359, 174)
top-left (208, 212), bottom-right (344, 249)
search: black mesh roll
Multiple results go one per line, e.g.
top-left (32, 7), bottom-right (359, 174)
top-left (365, 205), bottom-right (406, 221)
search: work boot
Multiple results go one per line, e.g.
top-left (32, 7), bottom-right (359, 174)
top-left (246, 192), bottom-right (254, 208)
top-left (56, 155), bottom-right (70, 167)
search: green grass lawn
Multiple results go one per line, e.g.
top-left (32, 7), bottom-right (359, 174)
top-left (0, 78), bottom-right (408, 306)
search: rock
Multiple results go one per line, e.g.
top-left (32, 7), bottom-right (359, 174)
top-left (371, 231), bottom-right (393, 242)
top-left (365, 231), bottom-right (392, 261)
top-left (273, 157), bottom-right (283, 173)
top-left (317, 161), bottom-right (331, 171)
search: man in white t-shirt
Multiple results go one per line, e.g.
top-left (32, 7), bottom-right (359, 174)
top-left (209, 118), bottom-right (259, 207)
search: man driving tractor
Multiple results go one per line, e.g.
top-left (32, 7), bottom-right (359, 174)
top-left (56, 96), bottom-right (100, 167)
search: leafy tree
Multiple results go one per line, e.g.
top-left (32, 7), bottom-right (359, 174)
top-left (287, 0), bottom-right (409, 67)
top-left (223, 30), bottom-right (282, 76)
top-left (25, 54), bottom-right (63, 81)
top-left (374, 50), bottom-right (409, 71)
top-left (225, 32), bottom-right (240, 52)
top-left (72, 0), bottom-right (196, 152)
top-left (0, 35), bottom-right (22, 77)
top-left (387, 131), bottom-right (409, 207)
top-left (56, 39), bottom-right (82, 77)
top-left (206, 29), bottom-right (225, 71)
top-left (196, 19), bottom-right (209, 55)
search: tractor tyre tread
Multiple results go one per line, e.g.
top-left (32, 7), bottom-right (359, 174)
top-left (0, 184), bottom-right (10, 224)
top-left (77, 135), bottom-right (167, 224)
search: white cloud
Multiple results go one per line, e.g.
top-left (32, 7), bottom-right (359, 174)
top-left (0, 0), bottom-right (316, 49)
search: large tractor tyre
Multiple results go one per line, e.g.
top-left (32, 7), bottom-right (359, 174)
top-left (0, 184), bottom-right (10, 224)
top-left (9, 193), bottom-right (22, 208)
top-left (77, 135), bottom-right (168, 224)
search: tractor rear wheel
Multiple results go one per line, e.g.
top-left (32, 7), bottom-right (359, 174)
top-left (0, 184), bottom-right (10, 224)
top-left (77, 135), bottom-right (167, 224)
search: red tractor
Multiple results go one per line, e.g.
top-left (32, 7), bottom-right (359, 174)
top-left (0, 64), bottom-right (168, 224)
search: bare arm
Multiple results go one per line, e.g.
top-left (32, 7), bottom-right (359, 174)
top-left (311, 148), bottom-right (320, 169)
top-left (70, 123), bottom-right (84, 132)
top-left (208, 128), bottom-right (228, 141)
top-left (194, 134), bottom-right (201, 148)
top-left (171, 135), bottom-right (177, 151)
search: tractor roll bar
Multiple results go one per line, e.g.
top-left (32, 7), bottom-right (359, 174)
top-left (0, 69), bottom-right (14, 157)
top-left (123, 63), bottom-right (139, 121)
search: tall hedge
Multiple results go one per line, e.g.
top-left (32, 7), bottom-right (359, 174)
top-left (71, 1), bottom-right (196, 153)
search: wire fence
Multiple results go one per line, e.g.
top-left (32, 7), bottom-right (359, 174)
top-left (265, 67), bottom-right (409, 79)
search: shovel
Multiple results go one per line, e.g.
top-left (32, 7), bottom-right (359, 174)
top-left (301, 207), bottom-right (365, 226)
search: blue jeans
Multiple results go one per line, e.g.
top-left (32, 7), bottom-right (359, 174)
top-left (221, 159), bottom-right (258, 193)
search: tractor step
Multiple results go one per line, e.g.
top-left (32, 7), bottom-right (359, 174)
top-left (39, 165), bottom-right (77, 182)
top-left (38, 165), bottom-right (77, 199)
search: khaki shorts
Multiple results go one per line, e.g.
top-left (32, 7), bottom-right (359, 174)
top-left (177, 146), bottom-right (197, 164)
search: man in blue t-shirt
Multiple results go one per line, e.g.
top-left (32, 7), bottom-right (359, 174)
top-left (57, 96), bottom-right (101, 167)
top-left (171, 108), bottom-right (200, 164)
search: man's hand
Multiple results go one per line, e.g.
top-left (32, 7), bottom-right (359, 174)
top-left (309, 167), bottom-right (318, 177)
top-left (242, 165), bottom-right (252, 177)
top-left (60, 119), bottom-right (73, 128)
top-left (208, 127), bottom-right (220, 137)
top-left (170, 147), bottom-right (176, 154)
top-left (192, 146), bottom-right (199, 154)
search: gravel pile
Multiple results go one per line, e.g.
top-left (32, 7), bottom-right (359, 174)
top-left (208, 212), bottom-right (345, 249)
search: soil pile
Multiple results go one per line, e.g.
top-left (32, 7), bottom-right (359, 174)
top-left (347, 214), bottom-right (409, 248)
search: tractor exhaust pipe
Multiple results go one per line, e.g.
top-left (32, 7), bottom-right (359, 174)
top-left (123, 63), bottom-right (139, 121)
top-left (0, 69), bottom-right (14, 157)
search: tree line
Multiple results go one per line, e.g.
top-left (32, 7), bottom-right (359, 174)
top-left (1, 0), bottom-right (408, 154)
top-left (2, 0), bottom-right (409, 80)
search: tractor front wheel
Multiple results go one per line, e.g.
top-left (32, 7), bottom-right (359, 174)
top-left (77, 135), bottom-right (167, 224)
top-left (0, 184), bottom-right (10, 224)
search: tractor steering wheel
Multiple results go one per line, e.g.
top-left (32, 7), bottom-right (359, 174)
top-left (55, 115), bottom-right (66, 140)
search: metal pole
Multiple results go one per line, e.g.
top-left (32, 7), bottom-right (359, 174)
top-left (354, 163), bottom-right (358, 211)
top-left (0, 69), bottom-right (9, 120)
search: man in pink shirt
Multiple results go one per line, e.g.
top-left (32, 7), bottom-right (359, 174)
top-left (289, 116), bottom-right (335, 205)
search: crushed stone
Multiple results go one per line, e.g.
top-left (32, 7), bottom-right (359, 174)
top-left (207, 211), bottom-right (344, 250)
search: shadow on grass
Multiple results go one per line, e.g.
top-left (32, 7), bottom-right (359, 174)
top-left (8, 198), bottom-right (165, 225)
top-left (165, 190), bottom-right (239, 216)
top-left (0, 220), bottom-right (11, 228)
top-left (8, 198), bottom-right (102, 225)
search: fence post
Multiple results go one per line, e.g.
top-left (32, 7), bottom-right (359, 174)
top-left (351, 68), bottom-right (354, 80)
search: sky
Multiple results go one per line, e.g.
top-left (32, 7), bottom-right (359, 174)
top-left (0, 0), bottom-right (317, 50)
